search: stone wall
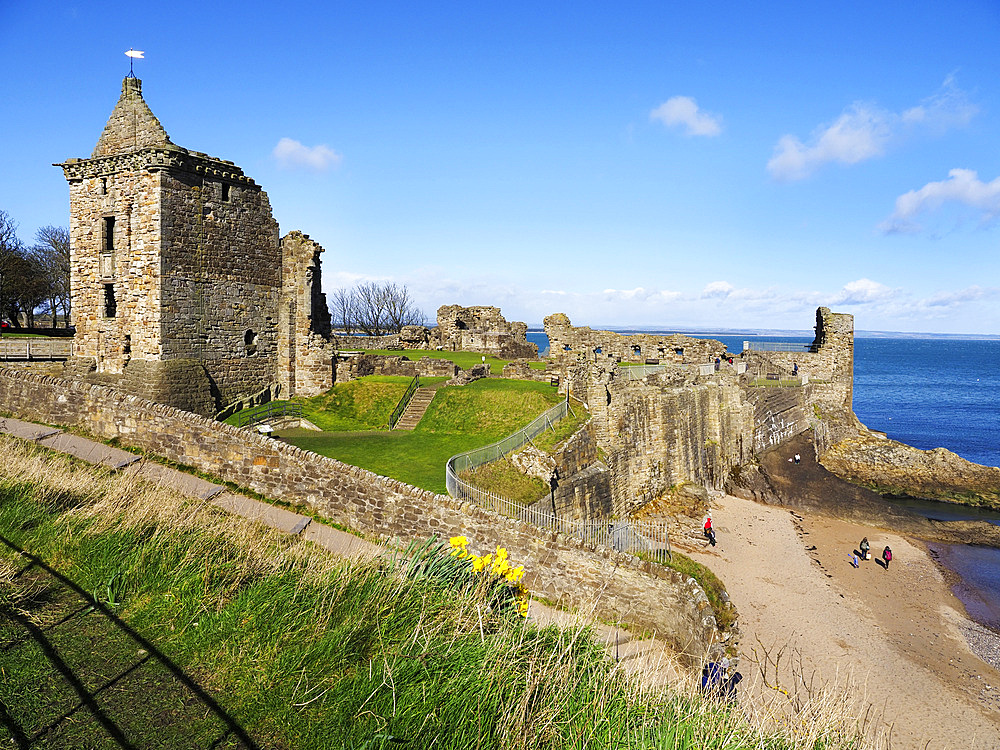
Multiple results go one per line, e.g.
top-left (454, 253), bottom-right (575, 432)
top-left (329, 333), bottom-right (402, 350)
top-left (501, 359), bottom-right (555, 382)
top-left (336, 354), bottom-right (459, 382)
top-left (277, 232), bottom-right (335, 398)
top-left (741, 307), bottom-right (854, 413)
top-left (434, 305), bottom-right (537, 359)
top-left (0, 366), bottom-right (718, 662)
top-left (544, 313), bottom-right (727, 366)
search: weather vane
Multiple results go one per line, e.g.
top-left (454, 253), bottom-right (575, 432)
top-left (125, 48), bottom-right (145, 78)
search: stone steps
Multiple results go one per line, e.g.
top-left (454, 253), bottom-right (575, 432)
top-left (394, 387), bottom-right (436, 430)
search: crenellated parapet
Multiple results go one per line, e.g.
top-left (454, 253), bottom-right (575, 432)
top-left (57, 146), bottom-right (260, 189)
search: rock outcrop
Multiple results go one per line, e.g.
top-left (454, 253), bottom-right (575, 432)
top-left (819, 430), bottom-right (1000, 509)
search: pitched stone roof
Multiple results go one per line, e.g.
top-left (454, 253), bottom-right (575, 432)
top-left (91, 77), bottom-right (172, 158)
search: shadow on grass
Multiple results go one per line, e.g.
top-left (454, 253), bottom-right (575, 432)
top-left (0, 535), bottom-right (260, 750)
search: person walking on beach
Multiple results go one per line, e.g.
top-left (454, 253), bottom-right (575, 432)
top-left (882, 545), bottom-right (892, 570)
top-left (704, 515), bottom-right (716, 547)
top-left (860, 537), bottom-right (870, 561)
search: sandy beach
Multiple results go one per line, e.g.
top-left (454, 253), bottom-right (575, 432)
top-left (686, 493), bottom-right (1000, 750)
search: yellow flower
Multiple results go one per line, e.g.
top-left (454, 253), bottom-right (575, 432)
top-left (495, 546), bottom-right (508, 560)
top-left (505, 565), bottom-right (524, 583)
top-left (492, 558), bottom-right (510, 576)
top-left (472, 556), bottom-right (487, 572)
top-left (449, 536), bottom-right (468, 548)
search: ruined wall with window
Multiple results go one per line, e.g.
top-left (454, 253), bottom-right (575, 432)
top-left (434, 305), bottom-right (538, 358)
top-left (543, 313), bottom-right (726, 366)
top-left (57, 77), bottom-right (335, 415)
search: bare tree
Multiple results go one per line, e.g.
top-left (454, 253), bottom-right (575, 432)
top-left (330, 287), bottom-right (358, 334)
top-left (382, 282), bottom-right (424, 331)
top-left (355, 281), bottom-right (390, 336)
top-left (0, 210), bottom-right (26, 326)
top-left (332, 281), bottom-right (426, 336)
top-left (32, 225), bottom-right (71, 327)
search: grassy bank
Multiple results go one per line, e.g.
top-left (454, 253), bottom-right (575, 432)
top-left (0, 437), bottom-right (869, 749)
top-left (283, 379), bottom-right (565, 494)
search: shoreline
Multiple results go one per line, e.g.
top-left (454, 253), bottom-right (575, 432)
top-left (686, 493), bottom-right (1000, 749)
top-left (926, 541), bottom-right (1000, 672)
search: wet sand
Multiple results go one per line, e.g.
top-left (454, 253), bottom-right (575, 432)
top-left (686, 493), bottom-right (1000, 749)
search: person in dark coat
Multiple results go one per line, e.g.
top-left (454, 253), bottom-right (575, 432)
top-left (882, 545), bottom-right (892, 570)
top-left (860, 537), bottom-right (870, 561)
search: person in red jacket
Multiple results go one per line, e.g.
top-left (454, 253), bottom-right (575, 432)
top-left (704, 515), bottom-right (716, 547)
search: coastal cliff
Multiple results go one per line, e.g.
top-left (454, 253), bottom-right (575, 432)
top-left (819, 429), bottom-right (1000, 509)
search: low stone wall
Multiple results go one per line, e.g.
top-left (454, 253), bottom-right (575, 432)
top-left (336, 354), bottom-right (459, 382)
top-left (0, 366), bottom-right (718, 662)
top-left (330, 334), bottom-right (402, 350)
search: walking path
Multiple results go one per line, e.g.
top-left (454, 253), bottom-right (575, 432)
top-left (0, 415), bottom-right (684, 685)
top-left (0, 416), bottom-right (380, 561)
top-left (393, 386), bottom-right (435, 430)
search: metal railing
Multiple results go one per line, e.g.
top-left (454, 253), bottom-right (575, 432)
top-left (617, 364), bottom-right (668, 380)
top-left (742, 341), bottom-right (816, 353)
top-left (234, 401), bottom-right (303, 428)
top-left (386, 376), bottom-right (420, 428)
top-left (0, 338), bottom-right (74, 360)
top-left (447, 398), bottom-right (569, 476)
top-left (446, 398), bottom-right (672, 563)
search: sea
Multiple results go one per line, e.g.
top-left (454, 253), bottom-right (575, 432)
top-left (526, 329), bottom-right (1000, 630)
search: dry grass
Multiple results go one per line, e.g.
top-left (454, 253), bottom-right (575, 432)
top-left (0, 434), bottom-right (884, 749)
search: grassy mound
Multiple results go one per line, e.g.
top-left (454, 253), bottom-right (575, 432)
top-left (284, 379), bottom-right (564, 494)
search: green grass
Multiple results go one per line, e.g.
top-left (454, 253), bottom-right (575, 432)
top-left (362, 348), bottom-right (548, 371)
top-left (460, 458), bottom-right (550, 505)
top-left (284, 379), bottom-right (565, 494)
top-left (749, 378), bottom-right (802, 387)
top-left (644, 550), bottom-right (737, 633)
top-left (0, 439), bottom-right (870, 750)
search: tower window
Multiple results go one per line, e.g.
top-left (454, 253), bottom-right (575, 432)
top-left (244, 329), bottom-right (258, 356)
top-left (103, 216), bottom-right (115, 255)
top-left (103, 284), bottom-right (117, 318)
top-left (221, 183), bottom-right (230, 201)
top-left (99, 178), bottom-right (107, 195)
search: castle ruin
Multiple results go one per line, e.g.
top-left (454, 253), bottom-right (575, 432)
top-left (55, 77), bottom-right (335, 415)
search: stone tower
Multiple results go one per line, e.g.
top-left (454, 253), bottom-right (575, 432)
top-left (56, 77), bottom-right (333, 414)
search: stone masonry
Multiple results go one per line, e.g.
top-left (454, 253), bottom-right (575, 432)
top-left (558, 308), bottom-right (856, 515)
top-left (544, 313), bottom-right (726, 366)
top-left (55, 77), bottom-right (337, 414)
top-left (433, 305), bottom-right (537, 359)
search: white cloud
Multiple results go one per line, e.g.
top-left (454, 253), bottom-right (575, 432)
top-left (879, 168), bottom-right (1000, 233)
top-left (830, 278), bottom-right (897, 305)
top-left (767, 103), bottom-right (892, 181)
top-left (917, 285), bottom-right (990, 309)
top-left (901, 74), bottom-right (977, 130)
top-left (650, 96), bottom-right (722, 137)
top-left (768, 78), bottom-right (976, 181)
top-left (701, 281), bottom-right (734, 299)
top-left (272, 137), bottom-right (342, 171)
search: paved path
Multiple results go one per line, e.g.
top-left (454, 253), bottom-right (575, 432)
top-left (0, 417), bottom-right (383, 561)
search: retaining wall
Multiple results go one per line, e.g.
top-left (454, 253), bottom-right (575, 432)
top-left (0, 367), bottom-right (718, 662)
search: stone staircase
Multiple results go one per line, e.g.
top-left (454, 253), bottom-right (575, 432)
top-left (393, 387), bottom-right (436, 430)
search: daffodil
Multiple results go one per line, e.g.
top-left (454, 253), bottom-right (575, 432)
top-left (449, 536), bottom-right (468, 549)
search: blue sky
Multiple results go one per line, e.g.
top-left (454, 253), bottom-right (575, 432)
top-left (2, 1), bottom-right (999, 334)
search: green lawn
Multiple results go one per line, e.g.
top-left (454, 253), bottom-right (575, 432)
top-left (282, 379), bottom-right (564, 494)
